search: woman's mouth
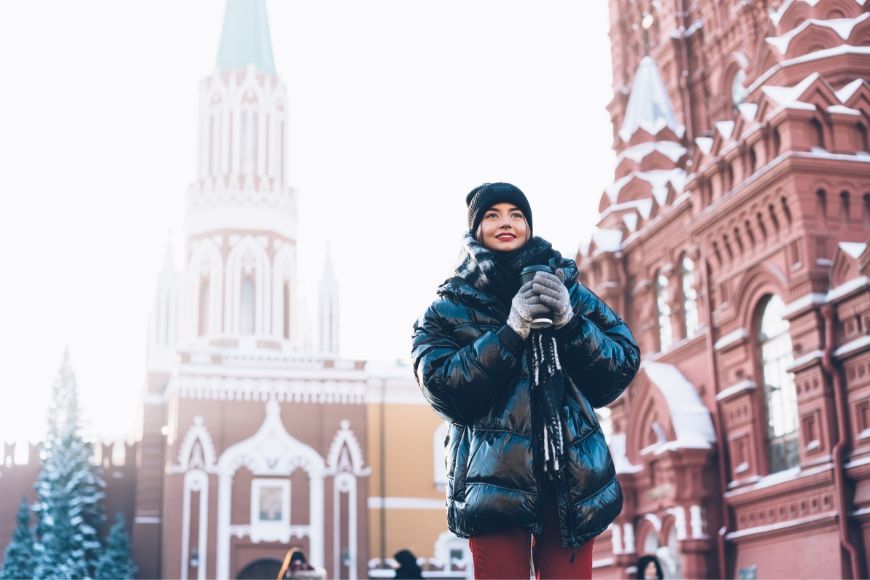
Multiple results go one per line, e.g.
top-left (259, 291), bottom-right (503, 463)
top-left (495, 233), bottom-right (516, 242)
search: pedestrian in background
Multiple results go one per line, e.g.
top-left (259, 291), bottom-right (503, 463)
top-left (393, 549), bottom-right (423, 579)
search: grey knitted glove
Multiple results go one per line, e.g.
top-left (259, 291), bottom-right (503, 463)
top-left (533, 269), bottom-right (573, 329)
top-left (507, 281), bottom-right (551, 339)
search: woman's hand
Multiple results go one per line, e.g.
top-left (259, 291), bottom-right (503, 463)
top-left (507, 281), bottom-right (550, 339)
top-left (533, 269), bottom-right (573, 329)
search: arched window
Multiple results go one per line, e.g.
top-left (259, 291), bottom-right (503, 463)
top-left (433, 422), bottom-right (449, 489)
top-left (279, 121), bottom-right (286, 183)
top-left (240, 274), bottom-right (255, 335)
top-left (663, 526), bottom-right (682, 578)
top-left (656, 271), bottom-right (672, 351)
top-left (241, 108), bottom-right (258, 175)
top-left (198, 276), bottom-right (210, 337)
top-left (758, 295), bottom-right (799, 473)
top-left (731, 69), bottom-right (748, 109)
top-left (643, 526), bottom-right (659, 555)
top-left (282, 280), bottom-right (291, 340)
top-left (810, 118), bottom-right (825, 150)
top-left (681, 256), bottom-right (699, 338)
top-left (208, 115), bottom-right (215, 177)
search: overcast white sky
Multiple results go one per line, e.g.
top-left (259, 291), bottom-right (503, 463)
top-left (0, 0), bottom-right (616, 442)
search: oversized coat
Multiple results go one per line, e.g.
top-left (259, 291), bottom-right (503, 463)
top-left (411, 255), bottom-right (640, 547)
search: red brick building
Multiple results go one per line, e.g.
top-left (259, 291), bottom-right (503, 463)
top-left (581, 0), bottom-right (870, 577)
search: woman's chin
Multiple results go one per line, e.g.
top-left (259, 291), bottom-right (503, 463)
top-left (485, 240), bottom-right (525, 252)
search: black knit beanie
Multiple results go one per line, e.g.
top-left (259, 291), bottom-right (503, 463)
top-left (465, 182), bottom-right (533, 235)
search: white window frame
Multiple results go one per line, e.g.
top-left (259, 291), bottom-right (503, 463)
top-left (250, 479), bottom-right (291, 542)
top-left (681, 256), bottom-right (699, 338)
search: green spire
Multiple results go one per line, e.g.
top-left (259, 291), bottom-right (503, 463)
top-left (216, 0), bottom-right (276, 75)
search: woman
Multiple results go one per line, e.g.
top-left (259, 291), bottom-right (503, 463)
top-left (411, 183), bottom-right (640, 579)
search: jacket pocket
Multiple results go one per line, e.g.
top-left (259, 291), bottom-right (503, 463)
top-left (445, 423), bottom-right (463, 478)
top-left (451, 425), bottom-right (471, 501)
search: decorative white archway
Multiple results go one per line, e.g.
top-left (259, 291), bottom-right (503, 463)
top-left (326, 420), bottom-right (370, 580)
top-left (173, 416), bottom-right (218, 580)
top-left (216, 400), bottom-right (326, 579)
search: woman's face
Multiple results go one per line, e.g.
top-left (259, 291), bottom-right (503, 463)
top-left (477, 203), bottom-right (530, 252)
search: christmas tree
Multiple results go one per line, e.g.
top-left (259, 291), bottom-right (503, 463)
top-left (32, 351), bottom-right (107, 579)
top-left (0, 498), bottom-right (35, 579)
top-left (94, 514), bottom-right (137, 580)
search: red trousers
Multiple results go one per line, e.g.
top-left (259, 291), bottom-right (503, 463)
top-left (468, 493), bottom-right (594, 579)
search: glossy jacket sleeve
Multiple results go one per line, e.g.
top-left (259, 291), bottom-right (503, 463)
top-left (411, 299), bottom-right (525, 423)
top-left (555, 282), bottom-right (641, 408)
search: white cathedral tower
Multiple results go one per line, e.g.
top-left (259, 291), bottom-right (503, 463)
top-left (136, 3), bottom-right (370, 579)
top-left (146, 0), bottom-right (335, 356)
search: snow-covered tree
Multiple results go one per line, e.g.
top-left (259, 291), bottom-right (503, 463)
top-left (32, 351), bottom-right (106, 579)
top-left (0, 498), bottom-right (35, 579)
top-left (94, 514), bottom-right (136, 580)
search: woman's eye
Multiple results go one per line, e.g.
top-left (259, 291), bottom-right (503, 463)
top-left (511, 213), bottom-right (523, 219)
top-left (485, 214), bottom-right (498, 219)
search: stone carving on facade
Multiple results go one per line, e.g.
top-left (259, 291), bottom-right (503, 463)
top-left (215, 400), bottom-right (326, 578)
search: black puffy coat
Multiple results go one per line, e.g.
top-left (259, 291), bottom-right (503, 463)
top-left (411, 255), bottom-right (640, 547)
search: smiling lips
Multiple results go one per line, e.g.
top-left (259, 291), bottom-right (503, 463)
top-left (495, 233), bottom-right (517, 242)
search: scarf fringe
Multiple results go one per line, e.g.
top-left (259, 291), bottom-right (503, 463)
top-left (530, 330), bottom-right (566, 479)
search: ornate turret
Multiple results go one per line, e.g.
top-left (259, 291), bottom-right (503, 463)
top-left (318, 245), bottom-right (340, 355)
top-left (147, 238), bottom-right (181, 374)
top-left (180, 0), bottom-right (302, 349)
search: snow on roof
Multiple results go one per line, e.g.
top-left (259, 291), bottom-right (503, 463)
top-left (635, 198), bottom-right (653, 219)
top-left (738, 103), bottom-right (758, 122)
top-left (607, 432), bottom-right (643, 474)
top-left (828, 104), bottom-right (862, 115)
top-left (648, 169), bottom-right (687, 205)
top-left (619, 56), bottom-right (685, 141)
top-left (769, 0), bottom-right (822, 26)
top-left (604, 169), bottom-right (687, 205)
top-left (622, 213), bottom-right (639, 233)
top-left (695, 136), bottom-right (714, 155)
top-left (669, 18), bottom-right (703, 39)
top-left (836, 78), bottom-right (866, 102)
top-left (840, 241), bottom-right (867, 259)
top-left (605, 174), bottom-right (633, 203)
top-left (642, 362), bottom-right (716, 448)
top-left (765, 13), bottom-right (870, 54)
top-left (834, 334), bottom-right (870, 358)
top-left (745, 46), bottom-right (870, 95)
top-left (599, 199), bottom-right (651, 219)
top-left (787, 44), bottom-right (870, 68)
top-left (715, 120), bottom-right (735, 139)
top-left (617, 141), bottom-right (687, 164)
top-left (591, 228), bottom-right (624, 253)
top-left (796, 150), bottom-right (870, 162)
top-left (827, 275), bottom-right (869, 302)
top-left (761, 72), bottom-right (821, 107)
